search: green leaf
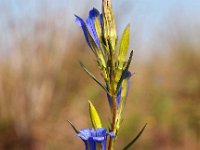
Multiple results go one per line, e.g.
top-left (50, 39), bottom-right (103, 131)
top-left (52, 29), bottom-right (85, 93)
top-left (114, 25), bottom-right (131, 89)
top-left (117, 24), bottom-right (130, 69)
top-left (67, 120), bottom-right (79, 134)
top-left (122, 123), bottom-right (147, 150)
top-left (88, 100), bottom-right (102, 129)
top-left (79, 62), bottom-right (109, 94)
top-left (116, 50), bottom-right (133, 93)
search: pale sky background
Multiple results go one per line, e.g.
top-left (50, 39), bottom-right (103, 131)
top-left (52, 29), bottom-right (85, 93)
top-left (0, 0), bottom-right (200, 59)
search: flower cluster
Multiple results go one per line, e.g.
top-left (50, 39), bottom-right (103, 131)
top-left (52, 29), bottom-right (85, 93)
top-left (69, 0), bottom-right (146, 149)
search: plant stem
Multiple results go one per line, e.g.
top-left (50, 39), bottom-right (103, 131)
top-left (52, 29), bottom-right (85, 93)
top-left (108, 94), bottom-right (117, 150)
top-left (108, 136), bottom-right (114, 150)
top-left (108, 45), bottom-right (117, 150)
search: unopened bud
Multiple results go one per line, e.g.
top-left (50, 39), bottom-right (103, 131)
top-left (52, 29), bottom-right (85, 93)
top-left (102, 0), bottom-right (117, 50)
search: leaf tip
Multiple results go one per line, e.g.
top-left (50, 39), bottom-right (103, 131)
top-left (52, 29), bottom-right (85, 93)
top-left (67, 120), bottom-right (79, 134)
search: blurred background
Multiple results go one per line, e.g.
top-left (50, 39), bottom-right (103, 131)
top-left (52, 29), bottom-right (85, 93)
top-left (0, 0), bottom-right (200, 149)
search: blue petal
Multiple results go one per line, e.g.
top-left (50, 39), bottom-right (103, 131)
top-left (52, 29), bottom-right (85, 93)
top-left (106, 93), bottom-right (112, 108)
top-left (96, 128), bottom-right (107, 137)
top-left (90, 128), bottom-right (96, 137)
top-left (116, 86), bottom-right (122, 107)
top-left (83, 141), bottom-right (89, 150)
top-left (77, 128), bottom-right (91, 140)
top-left (93, 136), bottom-right (105, 142)
top-left (101, 140), bottom-right (107, 150)
top-left (107, 86), bottom-right (122, 108)
top-left (89, 8), bottom-right (100, 19)
top-left (107, 132), bottom-right (115, 139)
top-left (88, 138), bottom-right (96, 150)
top-left (86, 19), bottom-right (100, 49)
top-left (124, 71), bottom-right (132, 79)
top-left (85, 8), bottom-right (101, 48)
top-left (75, 15), bottom-right (92, 48)
top-left (99, 14), bottom-right (103, 28)
top-left (93, 128), bottom-right (107, 150)
top-left (125, 77), bottom-right (131, 100)
top-left (124, 71), bottom-right (132, 99)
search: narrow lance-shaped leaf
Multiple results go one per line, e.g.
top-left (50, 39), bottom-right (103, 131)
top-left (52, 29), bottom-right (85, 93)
top-left (117, 24), bottom-right (130, 69)
top-left (67, 120), bottom-right (79, 134)
top-left (122, 123), bottom-right (147, 150)
top-left (115, 24), bottom-right (131, 88)
top-left (97, 50), bottom-right (107, 69)
top-left (79, 62), bottom-right (109, 94)
top-left (88, 100), bottom-right (102, 129)
top-left (116, 50), bottom-right (133, 93)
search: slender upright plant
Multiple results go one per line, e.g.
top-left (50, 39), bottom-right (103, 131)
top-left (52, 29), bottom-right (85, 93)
top-left (69, 0), bottom-right (147, 149)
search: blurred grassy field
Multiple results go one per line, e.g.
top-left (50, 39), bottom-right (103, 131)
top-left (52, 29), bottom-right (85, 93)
top-left (0, 3), bottom-right (200, 150)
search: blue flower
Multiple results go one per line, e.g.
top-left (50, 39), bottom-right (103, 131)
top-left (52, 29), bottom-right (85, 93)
top-left (75, 8), bottom-right (102, 50)
top-left (77, 128), bottom-right (114, 150)
top-left (107, 71), bottom-right (132, 108)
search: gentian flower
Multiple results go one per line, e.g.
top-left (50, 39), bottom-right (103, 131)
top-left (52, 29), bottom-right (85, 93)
top-left (77, 128), bottom-right (114, 150)
top-left (75, 8), bottom-right (102, 51)
top-left (75, 7), bottom-right (110, 84)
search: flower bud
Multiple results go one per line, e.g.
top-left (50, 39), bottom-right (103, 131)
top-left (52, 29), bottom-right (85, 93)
top-left (88, 100), bottom-right (102, 129)
top-left (102, 0), bottom-right (117, 50)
